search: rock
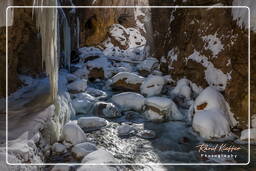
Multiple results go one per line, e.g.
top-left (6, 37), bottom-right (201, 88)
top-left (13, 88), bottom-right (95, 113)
top-left (73, 66), bottom-right (89, 79)
top-left (52, 143), bottom-right (67, 153)
top-left (77, 117), bottom-right (108, 132)
top-left (81, 149), bottom-right (118, 163)
top-left (51, 165), bottom-right (71, 171)
top-left (92, 102), bottom-right (121, 118)
top-left (110, 72), bottom-right (144, 92)
top-left (117, 124), bottom-right (134, 137)
top-left (140, 75), bottom-right (165, 97)
top-left (86, 87), bottom-right (108, 99)
top-left (111, 92), bottom-right (145, 111)
top-left (137, 57), bottom-right (159, 76)
top-left (72, 142), bottom-right (98, 160)
top-left (62, 122), bottom-right (87, 145)
top-left (144, 96), bottom-right (183, 122)
top-left (137, 130), bottom-right (156, 139)
top-left (66, 73), bottom-right (78, 82)
top-left (67, 79), bottom-right (87, 94)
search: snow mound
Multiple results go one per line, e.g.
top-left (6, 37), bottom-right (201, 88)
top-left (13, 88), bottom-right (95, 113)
top-left (140, 75), bottom-right (165, 97)
top-left (67, 79), bottom-right (87, 93)
top-left (111, 92), bottom-right (145, 111)
top-left (144, 96), bottom-right (183, 122)
top-left (192, 109), bottom-right (231, 139)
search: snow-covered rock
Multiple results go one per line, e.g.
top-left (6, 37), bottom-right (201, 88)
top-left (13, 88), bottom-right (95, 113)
top-left (51, 143), bottom-right (67, 153)
top-left (92, 102), bottom-right (121, 118)
top-left (66, 73), bottom-right (78, 82)
top-left (111, 92), bottom-right (145, 111)
top-left (71, 142), bottom-right (98, 160)
top-left (193, 87), bottom-right (237, 127)
top-left (143, 96), bottom-right (183, 122)
top-left (86, 87), bottom-right (108, 100)
top-left (61, 122), bottom-right (87, 145)
top-left (81, 149), bottom-right (118, 163)
top-left (137, 57), bottom-right (159, 75)
top-left (111, 72), bottom-right (145, 92)
top-left (72, 94), bottom-right (96, 114)
top-left (171, 79), bottom-right (192, 100)
top-left (140, 75), bottom-right (165, 97)
top-left (79, 47), bottom-right (103, 59)
top-left (192, 109), bottom-right (231, 139)
top-left (239, 128), bottom-right (256, 143)
top-left (117, 124), bottom-right (134, 137)
top-left (73, 66), bottom-right (89, 79)
top-left (67, 79), bottom-right (87, 93)
top-left (77, 117), bottom-right (108, 131)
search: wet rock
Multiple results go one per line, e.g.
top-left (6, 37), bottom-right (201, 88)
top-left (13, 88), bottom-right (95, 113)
top-left (62, 122), bottom-right (87, 145)
top-left (67, 79), bottom-right (87, 94)
top-left (140, 75), bottom-right (165, 97)
top-left (144, 96), bottom-right (183, 122)
top-left (110, 72), bottom-right (144, 92)
top-left (71, 93), bottom-right (96, 114)
top-left (111, 92), bottom-right (145, 111)
top-left (51, 165), bottom-right (71, 171)
top-left (137, 130), bottom-right (156, 139)
top-left (81, 149), bottom-right (118, 163)
top-left (92, 101), bottom-right (121, 118)
top-left (71, 142), bottom-right (98, 160)
top-left (77, 117), bottom-right (108, 132)
top-left (117, 124), bottom-right (134, 137)
top-left (52, 143), bottom-right (67, 154)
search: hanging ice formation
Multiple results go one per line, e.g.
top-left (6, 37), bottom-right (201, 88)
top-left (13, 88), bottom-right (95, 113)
top-left (33, 0), bottom-right (59, 101)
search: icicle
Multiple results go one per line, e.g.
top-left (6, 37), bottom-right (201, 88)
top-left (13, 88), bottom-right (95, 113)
top-left (0, 0), bottom-right (13, 27)
top-left (76, 17), bottom-right (80, 49)
top-left (33, 0), bottom-right (58, 101)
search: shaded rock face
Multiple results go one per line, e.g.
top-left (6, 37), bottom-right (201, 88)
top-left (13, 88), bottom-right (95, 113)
top-left (0, 1), bottom-right (43, 97)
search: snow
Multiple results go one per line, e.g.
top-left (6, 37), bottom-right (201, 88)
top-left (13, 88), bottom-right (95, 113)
top-left (239, 128), bottom-right (256, 143)
top-left (134, 8), bottom-right (146, 32)
top-left (79, 47), bottom-right (103, 59)
top-left (171, 79), bottom-right (192, 100)
top-left (66, 73), bottom-right (78, 82)
top-left (111, 92), bottom-right (145, 111)
top-left (186, 50), bottom-right (230, 91)
top-left (192, 109), bottom-right (231, 139)
top-left (111, 72), bottom-right (145, 85)
top-left (86, 56), bottom-right (114, 78)
top-left (67, 79), bottom-right (87, 93)
top-left (140, 75), bottom-right (165, 97)
top-left (72, 96), bottom-right (95, 114)
top-left (61, 121), bottom-right (87, 145)
top-left (202, 33), bottom-right (224, 58)
top-left (232, 0), bottom-right (256, 32)
top-left (144, 97), bottom-right (183, 121)
top-left (167, 48), bottom-right (179, 69)
top-left (136, 57), bottom-right (159, 72)
top-left (194, 87), bottom-right (237, 127)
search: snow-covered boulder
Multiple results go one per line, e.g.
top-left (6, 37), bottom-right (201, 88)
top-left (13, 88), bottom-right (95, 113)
top-left (171, 79), bottom-right (192, 100)
top-left (67, 79), bottom-right (87, 94)
top-left (81, 149), bottom-right (118, 164)
top-left (192, 87), bottom-right (237, 140)
top-left (73, 66), bottom-right (89, 79)
top-left (143, 97), bottom-right (183, 122)
top-left (111, 92), bottom-right (145, 111)
top-left (193, 87), bottom-right (237, 127)
top-left (110, 72), bottom-right (145, 92)
top-left (92, 101), bottom-right (121, 118)
top-left (66, 73), bottom-right (78, 82)
top-left (61, 122), bottom-right (87, 145)
top-left (137, 57), bottom-right (159, 76)
top-left (239, 128), bottom-right (256, 144)
top-left (51, 143), bottom-right (67, 154)
top-left (71, 93), bottom-right (96, 114)
top-left (77, 117), bottom-right (108, 132)
top-left (140, 75), bottom-right (165, 97)
top-left (72, 142), bottom-right (98, 160)
top-left (192, 109), bottom-right (231, 139)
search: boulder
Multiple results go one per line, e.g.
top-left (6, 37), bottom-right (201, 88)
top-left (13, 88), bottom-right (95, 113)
top-left (111, 92), bottom-right (145, 111)
top-left (51, 143), bottom-right (67, 154)
top-left (137, 57), bottom-right (159, 76)
top-left (117, 124), bottom-right (134, 137)
top-left (140, 75), bottom-right (165, 97)
top-left (92, 101), bottom-right (121, 118)
top-left (72, 142), bottom-right (98, 160)
top-left (71, 93), bottom-right (96, 114)
top-left (137, 130), bottom-right (156, 139)
top-left (77, 117), bottom-right (108, 132)
top-left (67, 79), bottom-right (87, 94)
top-left (143, 96), bottom-right (183, 122)
top-left (51, 165), bottom-right (71, 171)
top-left (110, 72), bottom-right (144, 92)
top-left (81, 149), bottom-right (118, 164)
top-left (62, 122), bottom-right (87, 145)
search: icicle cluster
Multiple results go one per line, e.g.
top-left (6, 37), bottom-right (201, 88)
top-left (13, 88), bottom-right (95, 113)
top-left (33, 0), bottom-right (58, 101)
